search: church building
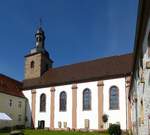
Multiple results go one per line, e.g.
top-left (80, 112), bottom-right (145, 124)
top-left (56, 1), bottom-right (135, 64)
top-left (22, 27), bottom-right (133, 131)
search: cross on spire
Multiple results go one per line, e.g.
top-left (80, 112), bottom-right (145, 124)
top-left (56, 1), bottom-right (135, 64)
top-left (39, 18), bottom-right (43, 27)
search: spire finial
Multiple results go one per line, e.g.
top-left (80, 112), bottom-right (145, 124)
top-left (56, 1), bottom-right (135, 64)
top-left (39, 18), bottom-right (42, 28)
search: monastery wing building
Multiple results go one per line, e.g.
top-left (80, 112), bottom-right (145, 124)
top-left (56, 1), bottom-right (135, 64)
top-left (129, 0), bottom-right (150, 135)
top-left (0, 74), bottom-right (26, 129)
top-left (22, 27), bottom-right (133, 131)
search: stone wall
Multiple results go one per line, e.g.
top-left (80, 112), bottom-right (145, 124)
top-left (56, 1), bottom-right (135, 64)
top-left (25, 53), bottom-right (42, 79)
top-left (25, 53), bottom-right (51, 79)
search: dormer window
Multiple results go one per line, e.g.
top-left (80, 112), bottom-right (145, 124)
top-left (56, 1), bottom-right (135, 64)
top-left (31, 61), bottom-right (35, 69)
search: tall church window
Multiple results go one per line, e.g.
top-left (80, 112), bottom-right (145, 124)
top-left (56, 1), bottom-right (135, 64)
top-left (109, 86), bottom-right (119, 110)
top-left (83, 88), bottom-right (91, 110)
top-left (40, 93), bottom-right (46, 112)
top-left (31, 61), bottom-right (35, 69)
top-left (59, 91), bottom-right (67, 111)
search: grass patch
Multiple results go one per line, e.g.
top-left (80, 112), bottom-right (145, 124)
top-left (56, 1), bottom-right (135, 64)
top-left (0, 129), bottom-right (109, 135)
top-left (0, 133), bottom-right (8, 135)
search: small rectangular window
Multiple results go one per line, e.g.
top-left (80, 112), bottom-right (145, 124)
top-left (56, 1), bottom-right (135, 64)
top-left (18, 115), bottom-right (22, 121)
top-left (9, 99), bottom-right (12, 107)
top-left (18, 101), bottom-right (22, 108)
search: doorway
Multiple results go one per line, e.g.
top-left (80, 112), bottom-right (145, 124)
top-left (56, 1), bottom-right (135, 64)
top-left (38, 120), bottom-right (45, 129)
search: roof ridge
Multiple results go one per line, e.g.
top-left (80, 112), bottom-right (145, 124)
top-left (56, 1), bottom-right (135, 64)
top-left (52, 53), bottom-right (133, 70)
top-left (0, 73), bottom-right (22, 85)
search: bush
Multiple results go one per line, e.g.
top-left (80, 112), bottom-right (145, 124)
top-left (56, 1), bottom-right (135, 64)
top-left (108, 124), bottom-right (122, 135)
top-left (102, 114), bottom-right (108, 123)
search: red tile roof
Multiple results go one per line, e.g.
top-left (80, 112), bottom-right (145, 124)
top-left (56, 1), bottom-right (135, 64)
top-left (0, 74), bottom-right (24, 98)
top-left (23, 53), bottom-right (133, 90)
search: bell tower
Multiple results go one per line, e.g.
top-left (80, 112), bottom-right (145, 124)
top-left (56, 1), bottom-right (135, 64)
top-left (24, 27), bottom-right (53, 80)
top-left (35, 27), bottom-right (45, 50)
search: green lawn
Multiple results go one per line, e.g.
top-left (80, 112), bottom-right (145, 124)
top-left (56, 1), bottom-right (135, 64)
top-left (0, 129), bottom-right (109, 135)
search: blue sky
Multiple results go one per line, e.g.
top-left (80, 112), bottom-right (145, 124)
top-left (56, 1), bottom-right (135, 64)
top-left (0, 0), bottom-right (139, 81)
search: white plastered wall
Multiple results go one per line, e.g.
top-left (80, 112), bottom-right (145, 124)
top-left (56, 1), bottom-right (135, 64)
top-left (54, 84), bottom-right (72, 129)
top-left (23, 88), bottom-right (51, 128)
top-left (23, 77), bottom-right (127, 130)
top-left (35, 87), bottom-right (51, 128)
top-left (77, 81), bottom-right (98, 129)
top-left (103, 78), bottom-right (127, 130)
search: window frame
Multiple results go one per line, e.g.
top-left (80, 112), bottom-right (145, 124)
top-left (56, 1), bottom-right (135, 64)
top-left (30, 61), bottom-right (35, 69)
top-left (18, 101), bottom-right (22, 108)
top-left (109, 86), bottom-right (119, 110)
top-left (83, 88), bottom-right (92, 111)
top-left (9, 99), bottom-right (12, 107)
top-left (18, 114), bottom-right (22, 122)
top-left (40, 93), bottom-right (46, 112)
top-left (59, 91), bottom-right (67, 112)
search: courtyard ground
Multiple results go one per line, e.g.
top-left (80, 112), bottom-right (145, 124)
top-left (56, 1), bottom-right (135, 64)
top-left (0, 129), bottom-right (109, 135)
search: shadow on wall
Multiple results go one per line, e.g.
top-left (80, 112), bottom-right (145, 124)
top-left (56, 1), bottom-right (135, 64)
top-left (25, 99), bottom-right (33, 128)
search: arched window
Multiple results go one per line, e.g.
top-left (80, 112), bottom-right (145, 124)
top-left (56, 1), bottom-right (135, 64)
top-left (31, 61), bottom-right (35, 69)
top-left (109, 86), bottom-right (119, 110)
top-left (83, 88), bottom-right (91, 110)
top-left (40, 94), bottom-right (46, 112)
top-left (59, 91), bottom-right (67, 111)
